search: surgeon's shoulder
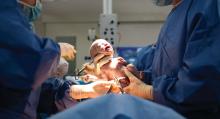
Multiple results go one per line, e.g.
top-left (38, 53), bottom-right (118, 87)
top-left (188, 0), bottom-right (220, 28)
top-left (217, 0), bottom-right (220, 19)
top-left (203, 0), bottom-right (220, 25)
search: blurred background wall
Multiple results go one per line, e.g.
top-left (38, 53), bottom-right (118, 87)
top-left (35, 0), bottom-right (171, 72)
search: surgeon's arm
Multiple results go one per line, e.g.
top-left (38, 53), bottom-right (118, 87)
top-left (122, 64), bottom-right (153, 100)
top-left (153, 24), bottom-right (220, 112)
top-left (32, 38), bottom-right (76, 89)
top-left (124, 25), bottom-right (220, 105)
top-left (69, 81), bottom-right (115, 99)
top-left (134, 45), bottom-right (155, 85)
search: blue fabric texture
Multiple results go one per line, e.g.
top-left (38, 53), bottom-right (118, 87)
top-left (0, 0), bottom-right (60, 118)
top-left (37, 77), bottom-right (78, 115)
top-left (134, 44), bottom-right (156, 84)
top-left (55, 79), bottom-right (79, 101)
top-left (151, 0), bottom-right (220, 118)
top-left (37, 78), bottom-right (62, 115)
top-left (49, 94), bottom-right (184, 119)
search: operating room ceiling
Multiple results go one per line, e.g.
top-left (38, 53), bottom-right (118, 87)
top-left (41, 0), bottom-right (171, 22)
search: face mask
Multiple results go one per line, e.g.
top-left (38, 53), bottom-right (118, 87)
top-left (18, 0), bottom-right (42, 22)
top-left (152, 0), bottom-right (173, 6)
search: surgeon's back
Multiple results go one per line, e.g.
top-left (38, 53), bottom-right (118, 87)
top-left (0, 1), bottom-right (60, 118)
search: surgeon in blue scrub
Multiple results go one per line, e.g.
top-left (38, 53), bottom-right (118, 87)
top-left (121, 0), bottom-right (220, 118)
top-left (0, 0), bottom-right (76, 118)
top-left (133, 44), bottom-right (156, 84)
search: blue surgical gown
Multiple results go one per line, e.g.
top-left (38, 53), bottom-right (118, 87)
top-left (0, 1), bottom-right (60, 118)
top-left (150, 0), bottom-right (220, 118)
top-left (134, 44), bottom-right (155, 84)
top-left (49, 94), bottom-right (184, 119)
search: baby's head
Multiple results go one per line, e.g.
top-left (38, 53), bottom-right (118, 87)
top-left (88, 39), bottom-right (142, 88)
top-left (90, 39), bottom-right (114, 59)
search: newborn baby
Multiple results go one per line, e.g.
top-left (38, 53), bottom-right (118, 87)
top-left (83, 39), bottom-right (141, 88)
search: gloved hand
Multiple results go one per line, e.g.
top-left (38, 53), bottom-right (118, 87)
top-left (51, 57), bottom-right (69, 78)
top-left (69, 80), bottom-right (118, 99)
top-left (95, 54), bottom-right (112, 74)
top-left (123, 64), bottom-right (153, 100)
top-left (82, 62), bottom-right (96, 75)
top-left (83, 54), bottom-right (112, 75)
top-left (58, 42), bottom-right (76, 60)
top-left (80, 74), bottom-right (100, 83)
top-left (88, 80), bottom-right (118, 98)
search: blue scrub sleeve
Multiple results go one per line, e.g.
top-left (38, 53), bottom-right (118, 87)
top-left (142, 70), bottom-right (153, 85)
top-left (134, 45), bottom-right (155, 84)
top-left (153, 20), bottom-right (220, 114)
top-left (0, 1), bottom-right (60, 116)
